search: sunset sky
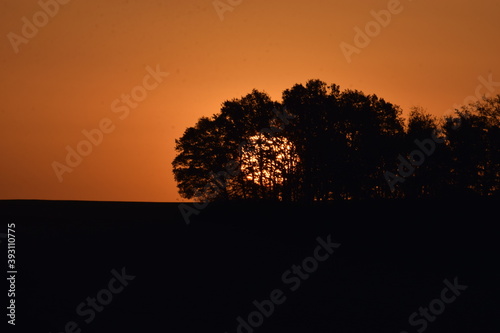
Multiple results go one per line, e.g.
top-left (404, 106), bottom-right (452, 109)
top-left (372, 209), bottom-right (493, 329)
top-left (1, 0), bottom-right (499, 202)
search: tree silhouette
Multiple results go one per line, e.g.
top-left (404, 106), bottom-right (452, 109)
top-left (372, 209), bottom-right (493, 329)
top-left (282, 80), bottom-right (405, 200)
top-left (172, 80), bottom-right (500, 202)
top-left (399, 107), bottom-right (445, 198)
top-left (441, 96), bottom-right (500, 196)
top-left (173, 90), bottom-right (291, 202)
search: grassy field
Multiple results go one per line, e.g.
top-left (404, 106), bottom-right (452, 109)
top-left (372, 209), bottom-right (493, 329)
top-left (1, 199), bottom-right (498, 332)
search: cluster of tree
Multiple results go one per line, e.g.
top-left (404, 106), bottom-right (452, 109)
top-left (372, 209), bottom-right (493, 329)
top-left (172, 80), bottom-right (500, 202)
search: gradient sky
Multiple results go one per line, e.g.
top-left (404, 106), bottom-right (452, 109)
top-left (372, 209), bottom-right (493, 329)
top-left (1, 0), bottom-right (499, 202)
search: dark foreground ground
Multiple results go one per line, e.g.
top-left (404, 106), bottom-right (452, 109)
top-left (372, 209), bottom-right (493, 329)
top-left (1, 198), bottom-right (499, 333)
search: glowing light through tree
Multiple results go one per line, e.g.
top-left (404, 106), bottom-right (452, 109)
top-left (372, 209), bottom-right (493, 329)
top-left (239, 133), bottom-right (300, 200)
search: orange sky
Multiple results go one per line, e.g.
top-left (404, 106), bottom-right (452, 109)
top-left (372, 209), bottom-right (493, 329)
top-left (1, 0), bottom-right (499, 202)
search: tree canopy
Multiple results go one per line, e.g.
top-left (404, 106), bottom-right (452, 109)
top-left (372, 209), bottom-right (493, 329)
top-left (172, 80), bottom-right (500, 202)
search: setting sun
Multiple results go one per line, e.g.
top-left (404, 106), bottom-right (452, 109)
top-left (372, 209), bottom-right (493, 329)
top-left (240, 134), bottom-right (299, 187)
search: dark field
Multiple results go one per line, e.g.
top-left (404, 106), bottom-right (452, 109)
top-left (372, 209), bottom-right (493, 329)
top-left (1, 199), bottom-right (499, 332)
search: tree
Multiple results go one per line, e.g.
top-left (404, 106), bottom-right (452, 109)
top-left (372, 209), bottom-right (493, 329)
top-left (172, 81), bottom-right (500, 202)
top-left (173, 80), bottom-right (406, 202)
top-left (441, 95), bottom-right (500, 196)
top-left (282, 81), bottom-right (405, 200)
top-left (172, 89), bottom-right (295, 202)
top-left (401, 107), bottom-right (447, 198)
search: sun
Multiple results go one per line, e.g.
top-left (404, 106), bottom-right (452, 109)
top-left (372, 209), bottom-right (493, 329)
top-left (239, 133), bottom-right (299, 188)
